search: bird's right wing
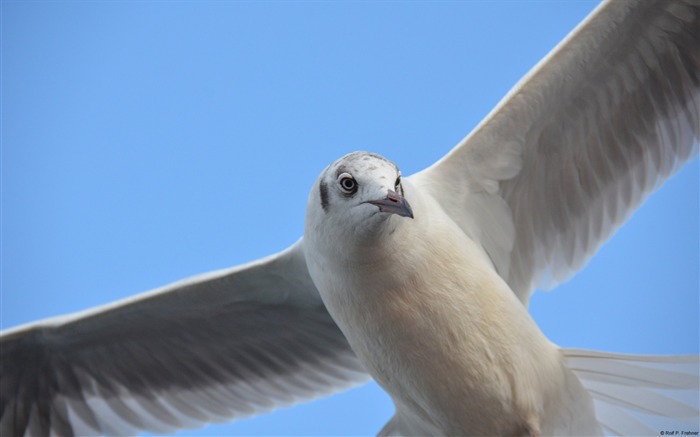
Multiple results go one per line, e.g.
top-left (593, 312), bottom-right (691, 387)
top-left (0, 239), bottom-right (369, 436)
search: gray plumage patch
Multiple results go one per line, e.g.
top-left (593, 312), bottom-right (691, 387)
top-left (335, 165), bottom-right (349, 179)
top-left (343, 151), bottom-right (395, 169)
top-left (319, 180), bottom-right (329, 212)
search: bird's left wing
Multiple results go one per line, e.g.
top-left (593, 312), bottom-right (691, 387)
top-left (410, 0), bottom-right (699, 304)
top-left (0, 239), bottom-right (368, 436)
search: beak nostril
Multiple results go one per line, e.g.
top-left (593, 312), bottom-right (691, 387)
top-left (386, 190), bottom-right (400, 203)
top-left (364, 189), bottom-right (414, 219)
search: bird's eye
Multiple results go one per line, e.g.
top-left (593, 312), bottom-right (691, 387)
top-left (339, 176), bottom-right (357, 193)
top-left (394, 176), bottom-right (402, 192)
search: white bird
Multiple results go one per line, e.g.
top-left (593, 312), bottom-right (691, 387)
top-left (2, 0), bottom-right (699, 435)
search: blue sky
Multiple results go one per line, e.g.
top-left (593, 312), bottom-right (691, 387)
top-left (2, 1), bottom-right (698, 436)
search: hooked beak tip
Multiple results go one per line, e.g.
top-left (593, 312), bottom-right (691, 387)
top-left (365, 190), bottom-right (414, 219)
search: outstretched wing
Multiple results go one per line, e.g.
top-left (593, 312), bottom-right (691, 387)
top-left (0, 239), bottom-right (368, 436)
top-left (411, 0), bottom-right (699, 304)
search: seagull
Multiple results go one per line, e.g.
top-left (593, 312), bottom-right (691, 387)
top-left (2, 0), bottom-right (699, 435)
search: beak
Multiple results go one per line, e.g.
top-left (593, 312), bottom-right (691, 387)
top-left (365, 190), bottom-right (414, 219)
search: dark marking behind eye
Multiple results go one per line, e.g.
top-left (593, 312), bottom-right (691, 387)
top-left (320, 181), bottom-right (329, 212)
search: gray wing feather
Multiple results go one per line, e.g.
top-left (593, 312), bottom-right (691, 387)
top-left (411, 0), bottom-right (699, 303)
top-left (0, 239), bottom-right (368, 436)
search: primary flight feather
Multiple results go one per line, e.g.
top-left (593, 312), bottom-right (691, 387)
top-left (2, 0), bottom-right (698, 435)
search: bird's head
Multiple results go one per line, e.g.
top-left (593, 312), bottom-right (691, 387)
top-left (304, 152), bottom-right (414, 251)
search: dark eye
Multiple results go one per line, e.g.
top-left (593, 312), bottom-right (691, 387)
top-left (394, 176), bottom-right (401, 192)
top-left (339, 176), bottom-right (357, 193)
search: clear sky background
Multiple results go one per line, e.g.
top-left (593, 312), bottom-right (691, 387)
top-left (2, 1), bottom-right (698, 436)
